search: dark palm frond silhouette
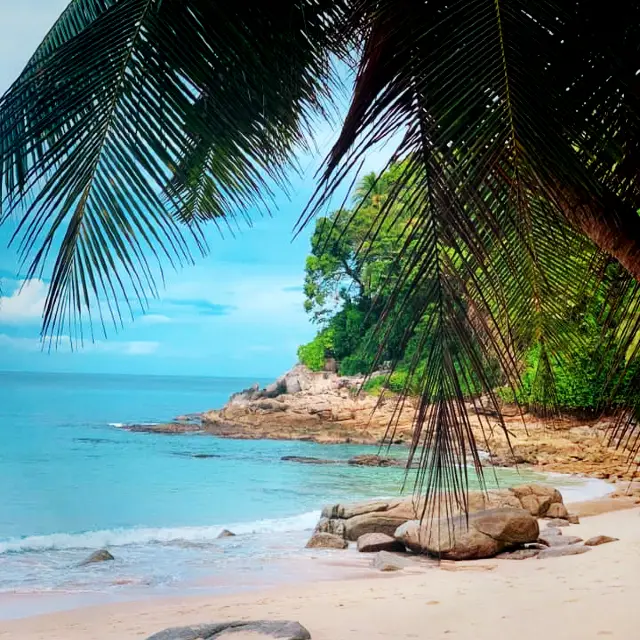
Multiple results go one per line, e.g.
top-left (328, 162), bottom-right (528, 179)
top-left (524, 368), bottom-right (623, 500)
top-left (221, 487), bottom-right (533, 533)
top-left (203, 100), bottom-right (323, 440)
top-left (2, 0), bottom-right (640, 511)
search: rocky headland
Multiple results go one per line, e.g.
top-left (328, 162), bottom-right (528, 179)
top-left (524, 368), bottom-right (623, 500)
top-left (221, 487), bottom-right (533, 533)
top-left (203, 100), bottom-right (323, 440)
top-left (122, 364), bottom-right (639, 483)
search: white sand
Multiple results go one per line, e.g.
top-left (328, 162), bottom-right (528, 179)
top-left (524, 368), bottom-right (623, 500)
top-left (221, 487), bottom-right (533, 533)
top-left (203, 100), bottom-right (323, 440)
top-left (1, 506), bottom-right (639, 640)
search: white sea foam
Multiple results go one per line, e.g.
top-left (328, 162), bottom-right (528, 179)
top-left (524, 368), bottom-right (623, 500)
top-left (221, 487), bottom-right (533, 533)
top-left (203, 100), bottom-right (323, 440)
top-left (0, 511), bottom-right (320, 554)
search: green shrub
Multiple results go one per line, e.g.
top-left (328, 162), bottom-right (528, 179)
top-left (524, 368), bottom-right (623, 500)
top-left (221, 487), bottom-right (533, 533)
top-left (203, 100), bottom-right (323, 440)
top-left (297, 329), bottom-right (334, 371)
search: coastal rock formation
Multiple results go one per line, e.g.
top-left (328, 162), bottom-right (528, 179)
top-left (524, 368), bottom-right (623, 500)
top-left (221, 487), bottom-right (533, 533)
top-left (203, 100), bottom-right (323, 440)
top-left (281, 456), bottom-right (338, 465)
top-left (78, 549), bottom-right (114, 566)
top-left (394, 508), bottom-right (539, 560)
top-left (198, 365), bottom-right (639, 481)
top-left (122, 423), bottom-right (202, 434)
top-left (316, 484), bottom-right (565, 541)
top-left (146, 621), bottom-right (311, 640)
top-left (356, 533), bottom-right (404, 553)
top-left (305, 532), bottom-right (348, 549)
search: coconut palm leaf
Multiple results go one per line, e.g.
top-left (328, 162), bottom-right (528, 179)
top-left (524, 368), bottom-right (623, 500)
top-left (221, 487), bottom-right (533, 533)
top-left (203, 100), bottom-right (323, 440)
top-left (0, 0), bottom-right (348, 340)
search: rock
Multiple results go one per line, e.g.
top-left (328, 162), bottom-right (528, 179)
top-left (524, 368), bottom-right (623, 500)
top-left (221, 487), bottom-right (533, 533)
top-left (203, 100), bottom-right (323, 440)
top-left (123, 423), bottom-right (202, 434)
top-left (146, 620), bottom-right (311, 640)
top-left (305, 532), bottom-right (348, 549)
top-left (316, 484), bottom-right (564, 543)
top-left (78, 549), bottom-right (114, 566)
top-left (217, 529), bottom-right (236, 538)
top-left (510, 484), bottom-right (562, 517)
top-left (538, 533), bottom-right (583, 547)
top-left (566, 514), bottom-right (580, 524)
top-left (545, 502), bottom-right (569, 519)
top-left (348, 454), bottom-right (403, 467)
top-left (357, 533), bottom-right (404, 553)
top-left (584, 535), bottom-right (619, 546)
top-left (537, 545), bottom-right (591, 559)
top-left (497, 548), bottom-right (540, 560)
top-left (281, 456), bottom-right (337, 465)
top-left (284, 376), bottom-right (302, 395)
top-left (395, 508), bottom-right (539, 560)
top-left (371, 551), bottom-right (414, 571)
top-left (545, 518), bottom-right (571, 527)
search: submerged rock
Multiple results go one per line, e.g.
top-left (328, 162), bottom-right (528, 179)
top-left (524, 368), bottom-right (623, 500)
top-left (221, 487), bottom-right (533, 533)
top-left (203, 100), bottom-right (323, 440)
top-left (217, 529), bottom-right (236, 539)
top-left (305, 532), bottom-right (348, 549)
top-left (123, 423), bottom-right (202, 434)
top-left (347, 454), bottom-right (404, 467)
top-left (281, 456), bottom-right (337, 465)
top-left (395, 508), bottom-right (539, 560)
top-left (78, 549), bottom-right (115, 566)
top-left (146, 620), bottom-right (311, 640)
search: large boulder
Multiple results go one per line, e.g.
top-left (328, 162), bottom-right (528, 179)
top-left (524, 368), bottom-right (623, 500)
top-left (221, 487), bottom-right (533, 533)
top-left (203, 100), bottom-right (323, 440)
top-left (357, 533), bottom-right (404, 553)
top-left (394, 508), bottom-right (539, 561)
top-left (146, 621), bottom-right (310, 640)
top-left (317, 484), bottom-right (564, 541)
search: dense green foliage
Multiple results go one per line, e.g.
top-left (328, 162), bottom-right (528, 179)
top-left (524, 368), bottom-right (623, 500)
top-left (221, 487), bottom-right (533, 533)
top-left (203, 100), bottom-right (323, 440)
top-left (299, 170), bottom-right (640, 415)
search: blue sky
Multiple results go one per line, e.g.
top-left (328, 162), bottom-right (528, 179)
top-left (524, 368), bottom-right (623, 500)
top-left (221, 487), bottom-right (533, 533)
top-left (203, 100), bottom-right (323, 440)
top-left (0, 1), bottom-right (391, 378)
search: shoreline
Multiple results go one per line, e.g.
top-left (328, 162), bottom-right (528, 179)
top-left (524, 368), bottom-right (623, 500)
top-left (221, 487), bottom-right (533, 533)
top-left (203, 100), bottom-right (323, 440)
top-left (0, 474), bottom-right (627, 624)
top-left (2, 502), bottom-right (638, 640)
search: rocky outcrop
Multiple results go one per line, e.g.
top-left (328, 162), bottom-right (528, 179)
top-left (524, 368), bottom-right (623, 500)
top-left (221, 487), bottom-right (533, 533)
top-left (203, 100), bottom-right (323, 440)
top-left (357, 533), bottom-right (404, 553)
top-left (78, 549), bottom-right (114, 566)
top-left (201, 365), bottom-right (414, 444)
top-left (122, 423), bottom-right (202, 434)
top-left (316, 484), bottom-right (565, 541)
top-left (305, 532), bottom-right (348, 549)
top-left (394, 508), bottom-right (539, 560)
top-left (281, 456), bottom-right (338, 465)
top-left (146, 621), bottom-right (311, 640)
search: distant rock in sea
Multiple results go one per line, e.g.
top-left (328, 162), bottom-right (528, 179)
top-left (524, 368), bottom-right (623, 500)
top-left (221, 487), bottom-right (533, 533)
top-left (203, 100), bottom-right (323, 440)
top-left (119, 423), bottom-right (202, 435)
top-left (217, 529), bottom-right (236, 539)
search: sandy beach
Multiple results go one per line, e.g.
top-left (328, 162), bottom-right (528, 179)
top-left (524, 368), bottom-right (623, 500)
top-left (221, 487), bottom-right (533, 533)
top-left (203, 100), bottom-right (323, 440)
top-left (2, 500), bottom-right (638, 640)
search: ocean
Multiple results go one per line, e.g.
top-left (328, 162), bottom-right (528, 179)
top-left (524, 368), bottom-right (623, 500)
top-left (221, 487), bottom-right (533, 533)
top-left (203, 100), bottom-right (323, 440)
top-left (0, 371), bottom-right (610, 619)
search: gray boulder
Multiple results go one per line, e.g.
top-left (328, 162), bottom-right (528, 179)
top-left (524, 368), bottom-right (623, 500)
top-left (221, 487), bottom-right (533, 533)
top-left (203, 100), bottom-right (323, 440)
top-left (305, 532), bottom-right (348, 549)
top-left (371, 551), bottom-right (415, 572)
top-left (357, 533), bottom-right (404, 553)
top-left (538, 533), bottom-right (583, 547)
top-left (538, 545), bottom-right (591, 559)
top-left (545, 518), bottom-right (571, 528)
top-left (497, 548), bottom-right (540, 560)
top-left (395, 508), bottom-right (539, 561)
top-left (146, 620), bottom-right (311, 640)
top-left (78, 549), bottom-right (114, 566)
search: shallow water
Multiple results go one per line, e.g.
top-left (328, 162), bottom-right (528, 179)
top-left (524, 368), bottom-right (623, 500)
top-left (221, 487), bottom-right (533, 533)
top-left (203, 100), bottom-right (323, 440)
top-left (0, 371), bottom-right (610, 619)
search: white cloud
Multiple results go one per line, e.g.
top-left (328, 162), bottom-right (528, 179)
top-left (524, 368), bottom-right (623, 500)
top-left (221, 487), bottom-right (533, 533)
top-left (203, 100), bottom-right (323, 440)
top-left (0, 333), bottom-right (159, 356)
top-left (0, 279), bottom-right (48, 323)
top-left (139, 314), bottom-right (172, 325)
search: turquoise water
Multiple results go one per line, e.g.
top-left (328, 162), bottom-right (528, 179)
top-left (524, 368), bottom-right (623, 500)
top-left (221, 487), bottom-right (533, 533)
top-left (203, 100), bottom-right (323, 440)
top-left (0, 371), bottom-right (609, 618)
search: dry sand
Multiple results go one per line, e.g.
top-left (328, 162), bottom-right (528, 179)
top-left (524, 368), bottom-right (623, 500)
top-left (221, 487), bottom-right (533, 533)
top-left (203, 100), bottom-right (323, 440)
top-left (1, 502), bottom-right (638, 640)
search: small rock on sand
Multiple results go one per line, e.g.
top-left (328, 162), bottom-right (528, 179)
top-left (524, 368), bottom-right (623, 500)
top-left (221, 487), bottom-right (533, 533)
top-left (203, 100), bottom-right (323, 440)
top-left (584, 535), bottom-right (619, 546)
top-left (539, 533), bottom-right (583, 547)
top-left (546, 518), bottom-right (571, 527)
top-left (497, 548), bottom-right (540, 560)
top-left (371, 551), bottom-right (414, 572)
top-left (537, 545), bottom-right (591, 559)
top-left (146, 620), bottom-right (311, 640)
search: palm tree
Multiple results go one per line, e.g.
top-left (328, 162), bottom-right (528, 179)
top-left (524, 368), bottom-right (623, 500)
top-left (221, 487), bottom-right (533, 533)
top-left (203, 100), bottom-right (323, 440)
top-left (2, 0), bottom-right (640, 509)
